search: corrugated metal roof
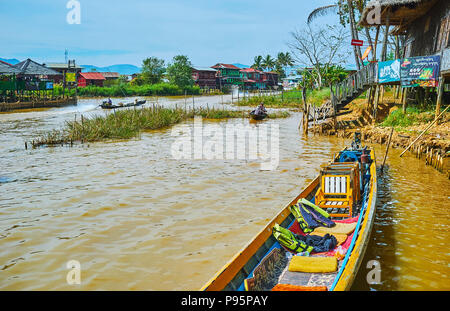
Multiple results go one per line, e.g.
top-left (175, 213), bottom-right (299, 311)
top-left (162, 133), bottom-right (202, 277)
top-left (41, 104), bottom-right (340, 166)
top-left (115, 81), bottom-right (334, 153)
top-left (45, 62), bottom-right (83, 69)
top-left (13, 59), bottom-right (60, 76)
top-left (101, 72), bottom-right (120, 78)
top-left (0, 61), bottom-right (21, 74)
top-left (211, 63), bottom-right (241, 70)
top-left (192, 66), bottom-right (217, 72)
top-left (79, 72), bottom-right (106, 80)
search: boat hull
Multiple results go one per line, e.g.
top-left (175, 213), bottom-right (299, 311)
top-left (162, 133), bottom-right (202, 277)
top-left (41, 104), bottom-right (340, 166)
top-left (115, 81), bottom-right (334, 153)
top-left (100, 100), bottom-right (146, 109)
top-left (201, 149), bottom-right (377, 291)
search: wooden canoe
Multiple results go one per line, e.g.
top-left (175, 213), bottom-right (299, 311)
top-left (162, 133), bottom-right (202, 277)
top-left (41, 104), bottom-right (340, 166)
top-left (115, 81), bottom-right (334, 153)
top-left (250, 111), bottom-right (268, 120)
top-left (100, 100), bottom-right (146, 109)
top-left (201, 145), bottom-right (377, 291)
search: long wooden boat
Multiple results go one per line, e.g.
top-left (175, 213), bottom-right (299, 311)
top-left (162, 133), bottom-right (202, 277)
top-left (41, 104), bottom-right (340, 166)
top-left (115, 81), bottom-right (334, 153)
top-left (201, 136), bottom-right (377, 291)
top-left (100, 100), bottom-right (146, 109)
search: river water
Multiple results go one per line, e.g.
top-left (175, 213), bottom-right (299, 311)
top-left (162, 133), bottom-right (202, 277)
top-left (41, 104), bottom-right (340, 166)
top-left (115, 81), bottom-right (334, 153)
top-left (0, 95), bottom-right (448, 290)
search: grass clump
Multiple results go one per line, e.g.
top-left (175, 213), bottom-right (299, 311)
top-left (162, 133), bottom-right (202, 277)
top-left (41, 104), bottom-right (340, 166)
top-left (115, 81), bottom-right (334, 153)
top-left (32, 106), bottom-right (290, 147)
top-left (381, 107), bottom-right (435, 128)
top-left (235, 95), bottom-right (301, 108)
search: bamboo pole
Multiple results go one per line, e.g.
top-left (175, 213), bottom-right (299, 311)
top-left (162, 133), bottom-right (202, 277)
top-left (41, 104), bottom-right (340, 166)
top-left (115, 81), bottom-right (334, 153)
top-left (381, 127), bottom-right (394, 171)
top-left (400, 104), bottom-right (450, 157)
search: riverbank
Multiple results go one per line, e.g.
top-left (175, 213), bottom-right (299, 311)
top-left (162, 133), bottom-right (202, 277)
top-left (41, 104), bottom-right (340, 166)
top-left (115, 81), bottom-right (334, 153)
top-left (31, 106), bottom-right (290, 147)
top-left (0, 97), bottom-right (77, 112)
top-left (310, 94), bottom-right (450, 177)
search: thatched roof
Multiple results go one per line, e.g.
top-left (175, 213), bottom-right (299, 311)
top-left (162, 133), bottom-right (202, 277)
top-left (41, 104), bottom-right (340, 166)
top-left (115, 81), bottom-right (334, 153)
top-left (0, 61), bottom-right (21, 75)
top-left (359, 0), bottom-right (438, 27)
top-left (13, 59), bottom-right (60, 76)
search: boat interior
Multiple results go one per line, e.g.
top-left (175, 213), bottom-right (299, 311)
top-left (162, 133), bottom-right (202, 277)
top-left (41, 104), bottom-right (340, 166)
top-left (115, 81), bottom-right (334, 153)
top-left (203, 133), bottom-right (377, 292)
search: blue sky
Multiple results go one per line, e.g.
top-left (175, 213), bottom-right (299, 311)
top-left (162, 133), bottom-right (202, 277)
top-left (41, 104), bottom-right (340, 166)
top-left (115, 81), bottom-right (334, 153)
top-left (0, 0), bottom-right (339, 67)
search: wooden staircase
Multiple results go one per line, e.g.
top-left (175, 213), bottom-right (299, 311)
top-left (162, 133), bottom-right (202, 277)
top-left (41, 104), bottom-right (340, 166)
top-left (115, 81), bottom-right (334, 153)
top-left (307, 63), bottom-right (379, 123)
top-left (332, 62), bottom-right (378, 112)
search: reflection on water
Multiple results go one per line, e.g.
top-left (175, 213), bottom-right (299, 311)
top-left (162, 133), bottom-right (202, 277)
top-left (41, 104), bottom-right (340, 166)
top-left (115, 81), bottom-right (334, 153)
top-left (0, 96), bottom-right (449, 290)
top-left (352, 145), bottom-right (450, 290)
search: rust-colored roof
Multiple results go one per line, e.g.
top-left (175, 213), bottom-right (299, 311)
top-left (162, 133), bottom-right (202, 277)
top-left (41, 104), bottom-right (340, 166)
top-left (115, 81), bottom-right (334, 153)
top-left (79, 72), bottom-right (106, 80)
top-left (211, 63), bottom-right (241, 70)
top-left (240, 68), bottom-right (262, 73)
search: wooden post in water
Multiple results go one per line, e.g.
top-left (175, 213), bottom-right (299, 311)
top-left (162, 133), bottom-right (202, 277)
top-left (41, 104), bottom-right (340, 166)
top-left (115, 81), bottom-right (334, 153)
top-left (381, 127), bottom-right (394, 172)
top-left (402, 88), bottom-right (408, 113)
top-left (435, 75), bottom-right (444, 121)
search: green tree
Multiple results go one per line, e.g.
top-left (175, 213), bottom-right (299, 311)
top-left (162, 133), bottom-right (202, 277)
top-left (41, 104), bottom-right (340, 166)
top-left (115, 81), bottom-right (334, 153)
top-left (141, 57), bottom-right (165, 84)
top-left (166, 55), bottom-right (194, 89)
top-left (262, 55), bottom-right (275, 71)
top-left (275, 52), bottom-right (295, 78)
top-left (252, 55), bottom-right (263, 71)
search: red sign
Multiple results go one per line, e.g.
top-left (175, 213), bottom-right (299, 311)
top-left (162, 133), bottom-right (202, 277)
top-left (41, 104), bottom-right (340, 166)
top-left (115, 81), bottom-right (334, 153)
top-left (351, 39), bottom-right (364, 46)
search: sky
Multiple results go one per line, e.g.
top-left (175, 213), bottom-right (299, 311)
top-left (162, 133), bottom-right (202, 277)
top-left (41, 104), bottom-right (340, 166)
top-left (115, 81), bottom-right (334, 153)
top-left (0, 0), bottom-right (340, 67)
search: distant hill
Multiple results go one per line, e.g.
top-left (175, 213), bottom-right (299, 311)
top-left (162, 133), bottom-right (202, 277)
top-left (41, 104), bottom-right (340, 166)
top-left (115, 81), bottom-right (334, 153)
top-left (81, 64), bottom-right (141, 75)
top-left (0, 58), bottom-right (20, 65)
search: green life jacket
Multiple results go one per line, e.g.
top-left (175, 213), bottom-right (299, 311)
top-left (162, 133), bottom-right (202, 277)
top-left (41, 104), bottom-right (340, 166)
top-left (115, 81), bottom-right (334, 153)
top-left (289, 204), bottom-right (313, 234)
top-left (272, 224), bottom-right (314, 254)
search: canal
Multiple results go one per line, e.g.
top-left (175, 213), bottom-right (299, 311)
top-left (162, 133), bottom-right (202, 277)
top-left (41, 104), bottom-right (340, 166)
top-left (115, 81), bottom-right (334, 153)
top-left (0, 95), bottom-right (448, 290)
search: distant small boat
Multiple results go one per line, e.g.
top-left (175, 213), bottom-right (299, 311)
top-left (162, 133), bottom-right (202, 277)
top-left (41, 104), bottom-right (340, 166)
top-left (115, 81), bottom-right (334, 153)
top-left (100, 100), bottom-right (146, 109)
top-left (250, 110), bottom-right (268, 120)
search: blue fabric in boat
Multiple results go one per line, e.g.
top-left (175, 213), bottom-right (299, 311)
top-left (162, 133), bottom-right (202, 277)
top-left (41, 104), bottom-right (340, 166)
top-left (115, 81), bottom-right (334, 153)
top-left (301, 203), bottom-right (335, 228)
top-left (299, 204), bottom-right (321, 229)
top-left (295, 233), bottom-right (337, 253)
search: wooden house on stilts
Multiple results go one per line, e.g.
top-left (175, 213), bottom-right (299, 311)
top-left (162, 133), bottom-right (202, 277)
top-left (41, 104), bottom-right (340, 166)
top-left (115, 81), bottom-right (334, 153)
top-left (359, 0), bottom-right (450, 118)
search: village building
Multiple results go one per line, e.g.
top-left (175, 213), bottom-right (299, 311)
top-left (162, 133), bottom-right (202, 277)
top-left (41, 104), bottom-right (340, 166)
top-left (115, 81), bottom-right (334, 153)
top-left (239, 68), bottom-right (265, 89)
top-left (44, 61), bottom-right (83, 84)
top-left (101, 72), bottom-right (120, 80)
top-left (191, 66), bottom-right (217, 89)
top-left (77, 72), bottom-right (106, 87)
top-left (282, 74), bottom-right (302, 90)
top-left (262, 71), bottom-right (279, 89)
top-left (211, 63), bottom-right (243, 89)
top-left (359, 0), bottom-right (450, 116)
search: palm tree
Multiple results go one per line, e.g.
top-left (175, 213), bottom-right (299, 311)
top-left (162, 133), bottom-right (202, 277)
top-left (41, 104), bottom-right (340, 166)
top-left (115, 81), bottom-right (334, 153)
top-left (276, 52), bottom-right (295, 77)
top-left (252, 55), bottom-right (263, 71)
top-left (262, 55), bottom-right (275, 71)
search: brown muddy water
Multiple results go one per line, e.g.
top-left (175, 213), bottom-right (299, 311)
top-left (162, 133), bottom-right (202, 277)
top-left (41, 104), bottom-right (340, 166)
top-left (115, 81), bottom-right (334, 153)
top-left (0, 95), bottom-right (448, 290)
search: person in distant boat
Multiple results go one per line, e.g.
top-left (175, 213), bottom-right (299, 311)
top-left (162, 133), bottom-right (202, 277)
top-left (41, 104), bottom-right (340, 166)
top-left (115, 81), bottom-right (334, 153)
top-left (107, 97), bottom-right (112, 106)
top-left (254, 102), bottom-right (267, 115)
top-left (134, 98), bottom-right (138, 105)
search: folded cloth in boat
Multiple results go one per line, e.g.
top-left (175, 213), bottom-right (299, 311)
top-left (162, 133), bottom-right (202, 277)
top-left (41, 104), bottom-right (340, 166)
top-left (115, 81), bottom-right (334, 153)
top-left (300, 203), bottom-right (335, 228)
top-left (288, 256), bottom-right (338, 273)
top-left (295, 233), bottom-right (337, 253)
top-left (272, 284), bottom-right (328, 291)
top-left (313, 222), bottom-right (357, 235)
top-left (313, 232), bottom-right (347, 246)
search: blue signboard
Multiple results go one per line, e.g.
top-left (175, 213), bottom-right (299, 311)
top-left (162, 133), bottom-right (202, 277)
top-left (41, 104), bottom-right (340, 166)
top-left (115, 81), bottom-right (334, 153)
top-left (378, 59), bottom-right (401, 84)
